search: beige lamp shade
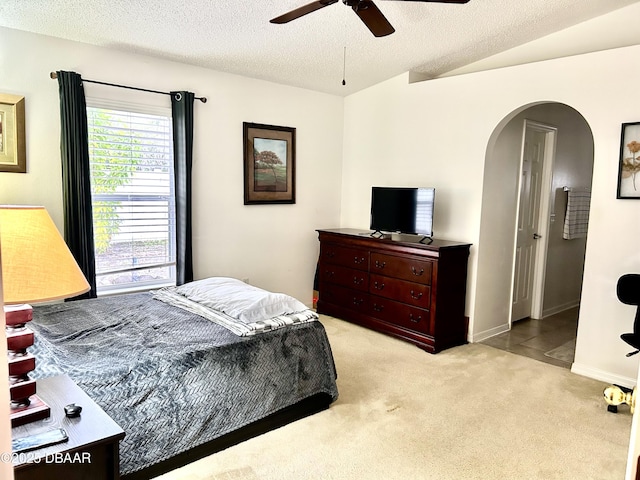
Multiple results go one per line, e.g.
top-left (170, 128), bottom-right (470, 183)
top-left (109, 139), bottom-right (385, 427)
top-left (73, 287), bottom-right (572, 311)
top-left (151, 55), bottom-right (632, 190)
top-left (0, 205), bottom-right (90, 304)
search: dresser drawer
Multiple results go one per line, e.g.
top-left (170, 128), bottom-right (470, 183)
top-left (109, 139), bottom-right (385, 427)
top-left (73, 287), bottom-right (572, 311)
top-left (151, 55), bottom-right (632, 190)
top-left (320, 264), bottom-right (368, 292)
top-left (371, 252), bottom-right (433, 284)
top-left (370, 274), bottom-right (431, 309)
top-left (320, 284), bottom-right (369, 313)
top-left (321, 244), bottom-right (369, 271)
top-left (369, 297), bottom-right (431, 335)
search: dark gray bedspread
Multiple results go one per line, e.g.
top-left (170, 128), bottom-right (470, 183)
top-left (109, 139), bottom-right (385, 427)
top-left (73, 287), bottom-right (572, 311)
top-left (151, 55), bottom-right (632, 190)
top-left (29, 293), bottom-right (338, 476)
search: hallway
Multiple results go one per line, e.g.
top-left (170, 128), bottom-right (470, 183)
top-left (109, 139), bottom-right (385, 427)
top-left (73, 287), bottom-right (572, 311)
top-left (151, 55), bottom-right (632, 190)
top-left (480, 307), bottom-right (579, 369)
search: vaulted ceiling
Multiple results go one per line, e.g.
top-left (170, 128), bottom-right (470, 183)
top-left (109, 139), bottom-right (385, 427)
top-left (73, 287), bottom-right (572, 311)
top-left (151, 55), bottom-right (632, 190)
top-left (1, 0), bottom-right (639, 96)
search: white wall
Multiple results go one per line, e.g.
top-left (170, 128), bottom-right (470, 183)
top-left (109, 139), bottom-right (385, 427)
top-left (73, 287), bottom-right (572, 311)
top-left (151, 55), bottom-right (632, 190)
top-left (628, 363), bottom-right (640, 479)
top-left (0, 26), bottom-right (344, 304)
top-left (342, 44), bottom-right (640, 386)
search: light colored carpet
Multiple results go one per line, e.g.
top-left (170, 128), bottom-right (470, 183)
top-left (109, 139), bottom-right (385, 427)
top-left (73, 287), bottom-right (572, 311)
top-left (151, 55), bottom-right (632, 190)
top-left (155, 315), bottom-right (632, 480)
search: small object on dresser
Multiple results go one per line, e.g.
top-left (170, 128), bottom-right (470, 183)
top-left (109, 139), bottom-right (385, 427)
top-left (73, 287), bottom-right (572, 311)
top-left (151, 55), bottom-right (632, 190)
top-left (12, 428), bottom-right (68, 453)
top-left (64, 403), bottom-right (82, 418)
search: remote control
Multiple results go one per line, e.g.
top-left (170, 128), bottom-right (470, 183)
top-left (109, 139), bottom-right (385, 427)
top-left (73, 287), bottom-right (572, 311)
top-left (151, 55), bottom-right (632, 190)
top-left (12, 428), bottom-right (69, 453)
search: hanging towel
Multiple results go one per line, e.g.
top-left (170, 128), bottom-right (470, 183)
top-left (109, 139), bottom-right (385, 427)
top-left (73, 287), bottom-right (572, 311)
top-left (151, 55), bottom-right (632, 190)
top-left (563, 187), bottom-right (591, 240)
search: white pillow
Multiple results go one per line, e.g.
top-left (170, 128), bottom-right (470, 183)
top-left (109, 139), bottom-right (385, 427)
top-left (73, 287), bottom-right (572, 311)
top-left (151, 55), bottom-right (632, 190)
top-left (171, 277), bottom-right (309, 323)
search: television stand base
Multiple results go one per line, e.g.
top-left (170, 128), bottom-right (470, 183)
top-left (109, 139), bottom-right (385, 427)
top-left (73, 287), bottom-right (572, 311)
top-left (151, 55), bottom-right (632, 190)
top-left (370, 230), bottom-right (392, 239)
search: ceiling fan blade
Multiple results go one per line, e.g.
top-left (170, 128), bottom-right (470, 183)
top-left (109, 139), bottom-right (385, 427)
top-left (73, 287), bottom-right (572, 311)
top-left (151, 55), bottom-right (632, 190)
top-left (352, 1), bottom-right (395, 37)
top-left (384, 0), bottom-right (470, 3)
top-left (270, 0), bottom-right (340, 24)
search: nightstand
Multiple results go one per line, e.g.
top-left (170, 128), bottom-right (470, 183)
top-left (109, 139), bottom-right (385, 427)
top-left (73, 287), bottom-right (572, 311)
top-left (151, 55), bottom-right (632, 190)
top-left (11, 374), bottom-right (125, 480)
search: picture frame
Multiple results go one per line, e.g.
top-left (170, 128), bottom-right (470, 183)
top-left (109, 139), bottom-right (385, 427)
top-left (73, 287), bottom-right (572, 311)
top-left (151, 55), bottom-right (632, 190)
top-left (617, 121), bottom-right (640, 199)
top-left (243, 122), bottom-right (295, 204)
top-left (0, 93), bottom-right (26, 173)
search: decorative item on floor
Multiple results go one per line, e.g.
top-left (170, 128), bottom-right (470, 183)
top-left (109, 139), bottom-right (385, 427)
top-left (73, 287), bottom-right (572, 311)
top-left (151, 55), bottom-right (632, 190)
top-left (617, 122), bottom-right (640, 199)
top-left (243, 122), bottom-right (295, 205)
top-left (0, 93), bottom-right (26, 173)
top-left (604, 384), bottom-right (636, 414)
top-left (1, 205), bottom-right (90, 426)
top-left (603, 273), bottom-right (640, 413)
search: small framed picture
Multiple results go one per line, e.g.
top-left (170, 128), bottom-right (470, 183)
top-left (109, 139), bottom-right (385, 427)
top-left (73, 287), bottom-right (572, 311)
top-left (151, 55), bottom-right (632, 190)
top-left (617, 122), bottom-right (640, 199)
top-left (243, 122), bottom-right (295, 204)
top-left (0, 93), bottom-right (26, 173)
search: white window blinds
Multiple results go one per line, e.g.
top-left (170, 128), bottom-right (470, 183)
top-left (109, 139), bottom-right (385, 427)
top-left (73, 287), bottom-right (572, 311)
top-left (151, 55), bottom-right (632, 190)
top-left (86, 102), bottom-right (176, 293)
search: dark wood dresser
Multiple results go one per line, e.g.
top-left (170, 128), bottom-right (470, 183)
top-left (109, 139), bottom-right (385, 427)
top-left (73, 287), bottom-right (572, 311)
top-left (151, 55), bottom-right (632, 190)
top-left (316, 228), bottom-right (471, 353)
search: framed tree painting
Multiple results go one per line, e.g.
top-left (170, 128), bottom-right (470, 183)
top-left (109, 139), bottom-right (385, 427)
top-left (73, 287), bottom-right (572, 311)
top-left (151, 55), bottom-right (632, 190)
top-left (0, 93), bottom-right (26, 173)
top-left (243, 122), bottom-right (295, 204)
top-left (617, 121), bottom-right (640, 199)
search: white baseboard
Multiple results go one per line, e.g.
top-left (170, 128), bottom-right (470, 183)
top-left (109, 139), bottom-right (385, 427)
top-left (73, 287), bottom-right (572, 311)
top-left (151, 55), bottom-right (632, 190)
top-left (471, 323), bottom-right (510, 343)
top-left (542, 300), bottom-right (580, 318)
top-left (571, 362), bottom-right (636, 388)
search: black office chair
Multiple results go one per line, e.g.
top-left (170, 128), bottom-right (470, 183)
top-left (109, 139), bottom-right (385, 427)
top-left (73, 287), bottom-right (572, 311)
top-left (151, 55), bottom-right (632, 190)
top-left (618, 273), bottom-right (640, 357)
top-left (603, 274), bottom-right (640, 413)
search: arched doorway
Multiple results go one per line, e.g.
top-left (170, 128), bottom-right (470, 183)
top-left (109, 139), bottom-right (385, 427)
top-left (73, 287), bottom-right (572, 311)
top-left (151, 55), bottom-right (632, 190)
top-left (473, 102), bottom-right (594, 367)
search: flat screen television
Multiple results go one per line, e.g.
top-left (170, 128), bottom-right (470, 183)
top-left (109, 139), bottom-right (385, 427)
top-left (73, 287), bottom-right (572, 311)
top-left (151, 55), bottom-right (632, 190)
top-left (370, 187), bottom-right (435, 238)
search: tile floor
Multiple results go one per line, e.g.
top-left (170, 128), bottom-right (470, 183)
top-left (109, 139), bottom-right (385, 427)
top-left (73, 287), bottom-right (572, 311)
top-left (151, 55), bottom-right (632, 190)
top-left (480, 307), bottom-right (579, 369)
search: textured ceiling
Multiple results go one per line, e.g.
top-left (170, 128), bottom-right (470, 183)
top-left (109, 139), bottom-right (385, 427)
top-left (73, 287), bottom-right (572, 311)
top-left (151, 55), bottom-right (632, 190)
top-left (0, 0), bottom-right (639, 96)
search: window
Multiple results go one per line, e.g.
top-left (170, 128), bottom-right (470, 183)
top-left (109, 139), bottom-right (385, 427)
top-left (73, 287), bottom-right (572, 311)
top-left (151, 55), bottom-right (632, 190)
top-left (86, 100), bottom-right (176, 294)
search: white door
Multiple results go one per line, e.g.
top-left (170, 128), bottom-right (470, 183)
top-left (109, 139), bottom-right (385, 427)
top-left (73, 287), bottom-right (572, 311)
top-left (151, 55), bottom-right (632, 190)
top-left (512, 121), bottom-right (556, 322)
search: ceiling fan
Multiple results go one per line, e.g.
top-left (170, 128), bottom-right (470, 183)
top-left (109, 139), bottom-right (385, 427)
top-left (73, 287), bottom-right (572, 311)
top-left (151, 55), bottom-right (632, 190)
top-left (270, 0), bottom-right (471, 38)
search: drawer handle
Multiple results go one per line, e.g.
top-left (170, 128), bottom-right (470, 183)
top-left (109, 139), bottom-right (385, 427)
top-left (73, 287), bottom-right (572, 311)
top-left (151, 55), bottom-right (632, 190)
top-left (409, 313), bottom-right (422, 323)
top-left (354, 256), bottom-right (366, 265)
top-left (327, 251), bottom-right (335, 258)
top-left (373, 304), bottom-right (384, 312)
top-left (353, 298), bottom-right (364, 306)
top-left (374, 260), bottom-right (386, 269)
top-left (411, 266), bottom-right (424, 276)
top-left (410, 290), bottom-right (423, 300)
top-left (353, 277), bottom-right (364, 285)
top-left (373, 281), bottom-right (385, 290)
top-left (325, 270), bottom-right (335, 278)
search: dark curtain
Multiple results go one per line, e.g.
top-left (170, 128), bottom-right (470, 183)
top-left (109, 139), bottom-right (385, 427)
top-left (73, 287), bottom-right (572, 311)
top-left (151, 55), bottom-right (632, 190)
top-left (57, 71), bottom-right (97, 299)
top-left (171, 91), bottom-right (194, 285)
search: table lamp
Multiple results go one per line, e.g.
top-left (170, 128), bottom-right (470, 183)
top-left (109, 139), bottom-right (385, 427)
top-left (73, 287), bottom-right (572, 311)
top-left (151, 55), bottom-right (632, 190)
top-left (1, 205), bottom-right (90, 427)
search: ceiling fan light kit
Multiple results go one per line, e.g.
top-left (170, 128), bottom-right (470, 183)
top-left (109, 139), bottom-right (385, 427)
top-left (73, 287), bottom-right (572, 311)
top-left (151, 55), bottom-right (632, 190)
top-left (270, 0), bottom-right (470, 38)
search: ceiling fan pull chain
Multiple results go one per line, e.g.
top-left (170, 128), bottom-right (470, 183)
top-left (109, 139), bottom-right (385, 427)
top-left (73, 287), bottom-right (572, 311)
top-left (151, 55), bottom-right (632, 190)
top-left (342, 46), bottom-right (347, 86)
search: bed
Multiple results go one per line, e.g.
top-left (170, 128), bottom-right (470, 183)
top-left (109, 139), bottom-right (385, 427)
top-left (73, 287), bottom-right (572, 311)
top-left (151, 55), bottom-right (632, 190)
top-left (28, 277), bottom-right (339, 479)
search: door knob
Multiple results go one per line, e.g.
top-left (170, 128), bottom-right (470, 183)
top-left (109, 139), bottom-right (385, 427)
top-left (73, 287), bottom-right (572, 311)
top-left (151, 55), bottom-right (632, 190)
top-left (533, 233), bottom-right (542, 239)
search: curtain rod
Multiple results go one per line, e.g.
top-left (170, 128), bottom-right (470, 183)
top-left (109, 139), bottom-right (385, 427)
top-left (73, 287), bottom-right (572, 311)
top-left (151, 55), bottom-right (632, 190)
top-left (49, 72), bottom-right (207, 103)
